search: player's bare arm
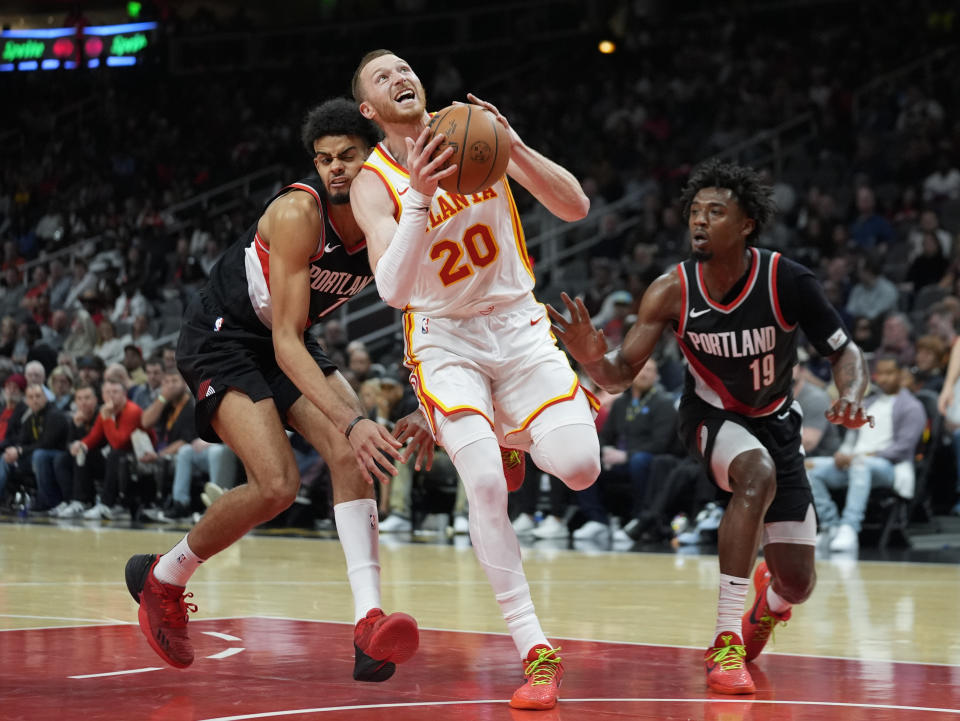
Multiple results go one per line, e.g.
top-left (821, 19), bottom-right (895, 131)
top-left (466, 92), bottom-right (589, 222)
top-left (264, 192), bottom-right (403, 482)
top-left (548, 271), bottom-right (680, 394)
top-left (825, 342), bottom-right (874, 429)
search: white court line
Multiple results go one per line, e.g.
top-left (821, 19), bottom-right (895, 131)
top-left (206, 647), bottom-right (245, 660)
top-left (197, 697), bottom-right (960, 721)
top-left (0, 614), bottom-right (250, 632)
top-left (203, 631), bottom-right (243, 642)
top-left (0, 613), bottom-right (131, 624)
top-left (69, 667), bottom-right (163, 679)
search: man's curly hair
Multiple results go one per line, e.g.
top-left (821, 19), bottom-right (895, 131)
top-left (679, 159), bottom-right (775, 245)
top-left (300, 97), bottom-right (382, 157)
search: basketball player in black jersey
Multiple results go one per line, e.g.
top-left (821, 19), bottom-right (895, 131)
top-left (124, 99), bottom-right (432, 683)
top-left (550, 160), bottom-right (873, 695)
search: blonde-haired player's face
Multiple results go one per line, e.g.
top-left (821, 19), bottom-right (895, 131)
top-left (359, 54), bottom-right (426, 125)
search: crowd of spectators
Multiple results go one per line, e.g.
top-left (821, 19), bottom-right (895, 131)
top-left (1, 1), bottom-right (959, 544)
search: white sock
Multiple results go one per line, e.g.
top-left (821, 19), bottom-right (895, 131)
top-left (334, 498), bottom-right (382, 623)
top-left (453, 436), bottom-right (548, 659)
top-left (714, 573), bottom-right (751, 640)
top-left (766, 584), bottom-right (792, 614)
top-left (154, 534), bottom-right (204, 587)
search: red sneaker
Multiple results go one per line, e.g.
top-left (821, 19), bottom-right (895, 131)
top-left (125, 553), bottom-right (196, 669)
top-left (353, 608), bottom-right (419, 682)
top-left (704, 632), bottom-right (755, 694)
top-left (741, 560), bottom-right (791, 662)
top-left (501, 447), bottom-right (525, 492)
top-left (510, 645), bottom-right (564, 709)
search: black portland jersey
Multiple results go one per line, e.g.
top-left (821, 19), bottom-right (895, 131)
top-left (674, 247), bottom-right (798, 417)
top-left (206, 175), bottom-right (374, 334)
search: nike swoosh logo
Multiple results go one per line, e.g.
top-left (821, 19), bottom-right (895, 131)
top-left (323, 243), bottom-right (340, 254)
top-left (730, 581), bottom-right (748, 586)
top-left (777, 411), bottom-right (790, 420)
top-left (689, 307), bottom-right (710, 318)
top-left (397, 187), bottom-right (409, 195)
top-left (530, 317), bottom-right (543, 326)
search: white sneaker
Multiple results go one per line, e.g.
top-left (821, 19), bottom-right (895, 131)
top-left (48, 501), bottom-right (70, 517)
top-left (82, 502), bottom-right (110, 520)
top-left (512, 513), bottom-right (536, 535)
top-left (201, 482), bottom-right (225, 508)
top-left (573, 520), bottom-right (610, 541)
top-left (829, 524), bottom-right (859, 552)
top-left (58, 500), bottom-right (86, 518)
top-left (612, 527), bottom-right (633, 543)
top-left (532, 515), bottom-right (569, 539)
top-left (378, 514), bottom-right (412, 532)
top-left (109, 504), bottom-right (131, 521)
top-left (452, 515), bottom-right (469, 534)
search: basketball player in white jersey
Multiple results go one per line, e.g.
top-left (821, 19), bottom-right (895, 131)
top-left (349, 49), bottom-right (602, 710)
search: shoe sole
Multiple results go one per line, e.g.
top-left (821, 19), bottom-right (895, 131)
top-left (706, 678), bottom-right (756, 694)
top-left (366, 612), bottom-right (419, 664)
top-left (509, 696), bottom-right (559, 710)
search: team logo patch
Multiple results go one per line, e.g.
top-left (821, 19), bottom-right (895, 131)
top-left (214, 317), bottom-right (224, 332)
top-left (197, 379), bottom-right (216, 401)
top-left (827, 327), bottom-right (848, 351)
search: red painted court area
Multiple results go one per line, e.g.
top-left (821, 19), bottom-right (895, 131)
top-left (2, 618), bottom-right (958, 721)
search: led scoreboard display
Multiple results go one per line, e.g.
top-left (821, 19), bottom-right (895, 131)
top-left (0, 21), bottom-right (158, 71)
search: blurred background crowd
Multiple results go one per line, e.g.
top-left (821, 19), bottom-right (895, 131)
top-left (1, 0), bottom-right (959, 552)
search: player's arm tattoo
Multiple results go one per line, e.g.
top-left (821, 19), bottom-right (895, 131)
top-left (830, 343), bottom-right (869, 402)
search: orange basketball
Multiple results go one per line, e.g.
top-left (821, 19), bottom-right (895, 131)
top-left (427, 104), bottom-right (511, 195)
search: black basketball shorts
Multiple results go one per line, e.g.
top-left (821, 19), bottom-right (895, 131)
top-left (176, 290), bottom-right (338, 443)
top-left (677, 393), bottom-right (814, 524)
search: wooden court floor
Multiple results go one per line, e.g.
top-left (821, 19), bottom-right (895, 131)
top-left (1, 521), bottom-right (959, 720)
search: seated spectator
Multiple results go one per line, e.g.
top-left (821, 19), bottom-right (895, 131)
top-left (119, 314), bottom-right (156, 359)
top-left (376, 373), bottom-right (428, 532)
top-left (905, 231), bottom-right (948, 291)
top-left (807, 355), bottom-right (925, 552)
top-left (877, 312), bottom-right (915, 368)
top-left (793, 354), bottom-right (841, 457)
top-left (0, 371), bottom-right (27, 439)
top-left (846, 253), bottom-right (899, 322)
top-left (75, 354), bottom-right (105, 392)
top-left (70, 378), bottom-right (143, 520)
top-left (48, 365), bottom-right (75, 411)
top-left (94, 318), bottom-right (125, 366)
top-left (24, 360), bottom-right (55, 403)
top-left (49, 383), bottom-right (103, 518)
top-left (121, 343), bottom-right (148, 386)
top-left (131, 354), bottom-right (164, 409)
top-left (62, 308), bottom-right (99, 359)
top-left (849, 186), bottom-right (895, 251)
top-left (907, 335), bottom-right (947, 393)
top-left (5, 383), bottom-right (71, 511)
top-left (572, 358), bottom-right (678, 541)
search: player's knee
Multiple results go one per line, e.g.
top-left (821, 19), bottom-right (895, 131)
top-left (255, 472), bottom-right (299, 515)
top-left (775, 566), bottom-right (816, 604)
top-left (560, 453), bottom-right (601, 491)
top-left (466, 470), bottom-right (507, 511)
top-left (733, 452), bottom-right (777, 507)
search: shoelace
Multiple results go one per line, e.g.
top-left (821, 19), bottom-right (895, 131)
top-left (502, 449), bottom-right (522, 469)
top-left (524, 647), bottom-right (562, 686)
top-left (753, 611), bottom-right (787, 643)
top-left (706, 642), bottom-right (747, 671)
top-left (161, 590), bottom-right (197, 628)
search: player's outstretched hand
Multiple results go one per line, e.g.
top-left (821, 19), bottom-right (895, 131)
top-left (394, 409), bottom-right (435, 472)
top-left (347, 418), bottom-right (404, 484)
top-left (464, 93), bottom-right (521, 145)
top-left (826, 398), bottom-right (875, 430)
top-left (547, 292), bottom-right (608, 366)
top-left (405, 126), bottom-right (456, 196)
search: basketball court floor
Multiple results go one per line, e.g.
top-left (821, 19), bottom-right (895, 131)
top-left (2, 519), bottom-right (959, 720)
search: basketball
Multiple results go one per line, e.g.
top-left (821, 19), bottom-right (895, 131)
top-left (427, 104), bottom-right (511, 195)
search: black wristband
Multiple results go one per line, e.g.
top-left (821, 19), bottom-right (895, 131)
top-left (344, 415), bottom-right (365, 438)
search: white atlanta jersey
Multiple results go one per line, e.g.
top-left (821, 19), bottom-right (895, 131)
top-left (362, 142), bottom-right (535, 317)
